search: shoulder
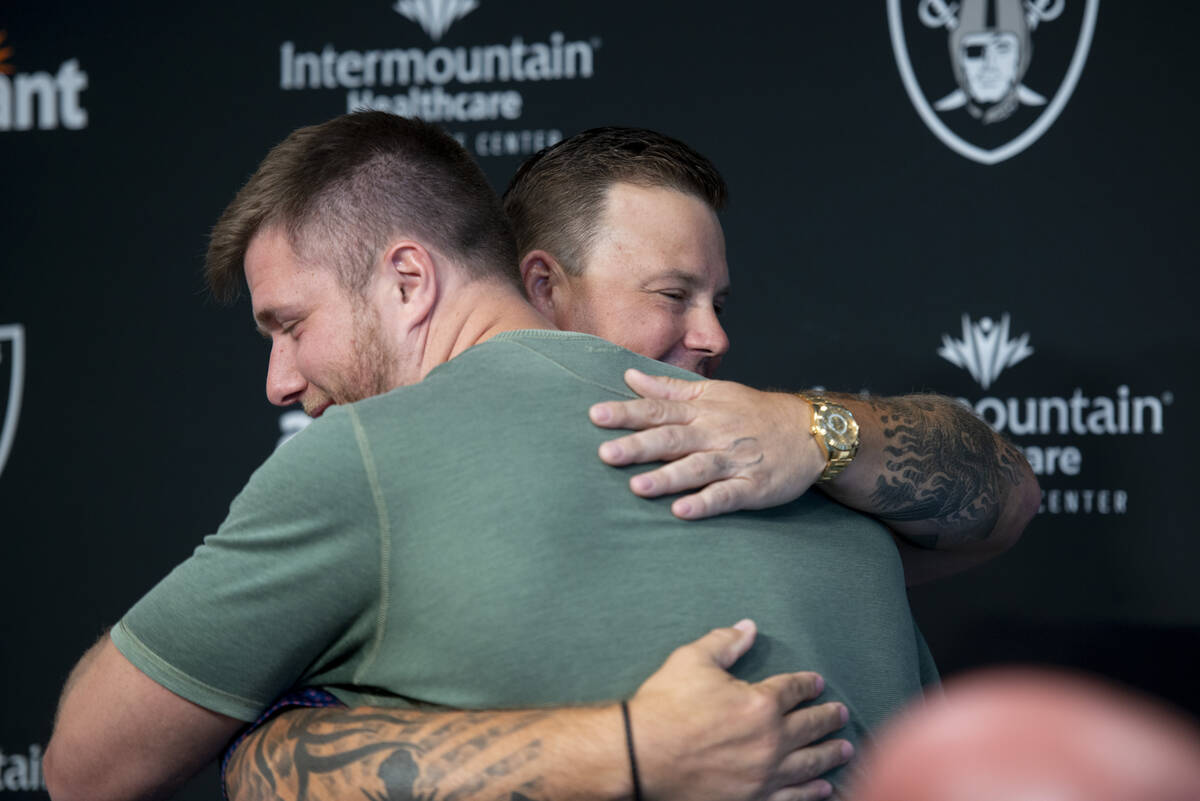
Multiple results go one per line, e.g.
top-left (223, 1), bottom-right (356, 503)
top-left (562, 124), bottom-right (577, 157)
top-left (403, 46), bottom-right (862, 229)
top-left (435, 330), bottom-right (701, 395)
top-left (230, 405), bottom-right (370, 520)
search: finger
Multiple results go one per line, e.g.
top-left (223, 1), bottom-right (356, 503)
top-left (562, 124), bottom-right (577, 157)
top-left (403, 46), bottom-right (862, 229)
top-left (623, 368), bottom-right (708, 402)
top-left (766, 778), bottom-right (835, 801)
top-left (778, 739), bottom-right (854, 787)
top-left (627, 452), bottom-right (738, 498)
top-left (589, 396), bottom-right (695, 431)
top-left (671, 475), bottom-right (752, 519)
top-left (598, 423), bottom-right (703, 466)
top-left (782, 702), bottom-right (848, 748)
top-left (755, 671), bottom-right (826, 712)
top-left (682, 620), bottom-right (758, 670)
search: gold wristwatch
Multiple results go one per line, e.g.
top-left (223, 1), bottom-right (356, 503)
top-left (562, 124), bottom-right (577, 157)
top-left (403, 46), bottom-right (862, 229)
top-left (798, 393), bottom-right (860, 483)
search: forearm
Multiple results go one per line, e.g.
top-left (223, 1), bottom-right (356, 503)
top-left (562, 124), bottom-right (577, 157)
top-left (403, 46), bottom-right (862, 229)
top-left (585, 371), bottom-right (1037, 581)
top-left (820, 393), bottom-right (1038, 554)
top-left (229, 624), bottom-right (852, 801)
top-left (226, 704), bottom-right (632, 801)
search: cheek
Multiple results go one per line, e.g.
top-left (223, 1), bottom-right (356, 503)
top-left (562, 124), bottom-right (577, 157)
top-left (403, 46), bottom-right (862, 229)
top-left (294, 340), bottom-right (342, 385)
top-left (632, 312), bottom-right (688, 361)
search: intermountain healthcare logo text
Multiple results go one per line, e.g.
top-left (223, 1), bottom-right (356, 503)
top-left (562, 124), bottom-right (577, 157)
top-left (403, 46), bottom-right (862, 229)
top-left (888, 0), bottom-right (1098, 164)
top-left (277, 2), bottom-right (600, 157)
top-left (0, 744), bottom-right (43, 791)
top-left (0, 30), bottom-right (88, 132)
top-left (938, 314), bottom-right (1171, 515)
top-left (0, 325), bottom-right (24, 480)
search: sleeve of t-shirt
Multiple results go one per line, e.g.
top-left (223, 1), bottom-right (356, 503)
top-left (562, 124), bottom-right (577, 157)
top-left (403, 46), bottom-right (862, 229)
top-left (111, 405), bottom-right (381, 721)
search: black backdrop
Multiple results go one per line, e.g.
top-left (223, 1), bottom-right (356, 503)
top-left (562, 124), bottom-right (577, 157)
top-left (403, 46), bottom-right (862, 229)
top-left (2, 2), bottom-right (1198, 797)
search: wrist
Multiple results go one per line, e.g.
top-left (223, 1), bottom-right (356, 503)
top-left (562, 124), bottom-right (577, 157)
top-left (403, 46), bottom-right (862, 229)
top-left (621, 695), bottom-right (671, 801)
top-left (797, 393), bottom-right (860, 484)
top-left (580, 704), bottom-right (644, 801)
top-left (789, 393), bottom-right (828, 486)
top-left (621, 701), bottom-right (644, 801)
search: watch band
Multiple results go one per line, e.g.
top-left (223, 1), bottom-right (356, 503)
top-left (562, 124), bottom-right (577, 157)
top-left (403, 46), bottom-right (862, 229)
top-left (798, 393), bottom-right (860, 483)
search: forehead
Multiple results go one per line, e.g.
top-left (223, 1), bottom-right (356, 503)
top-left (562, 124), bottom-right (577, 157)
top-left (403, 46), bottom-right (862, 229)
top-left (244, 227), bottom-right (342, 328)
top-left (588, 182), bottom-right (729, 288)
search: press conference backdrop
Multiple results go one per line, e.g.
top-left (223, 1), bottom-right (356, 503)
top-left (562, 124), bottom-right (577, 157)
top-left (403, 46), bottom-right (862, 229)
top-left (1, 1), bottom-right (1197, 796)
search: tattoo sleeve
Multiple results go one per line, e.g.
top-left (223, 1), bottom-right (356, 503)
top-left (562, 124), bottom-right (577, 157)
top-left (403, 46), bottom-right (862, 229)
top-left (846, 394), bottom-right (1029, 549)
top-left (226, 706), bottom-right (557, 801)
top-left (224, 705), bottom-right (556, 801)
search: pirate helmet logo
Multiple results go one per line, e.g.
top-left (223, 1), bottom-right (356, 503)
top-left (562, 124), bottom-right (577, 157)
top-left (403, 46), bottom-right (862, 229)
top-left (889, 0), bottom-right (1099, 164)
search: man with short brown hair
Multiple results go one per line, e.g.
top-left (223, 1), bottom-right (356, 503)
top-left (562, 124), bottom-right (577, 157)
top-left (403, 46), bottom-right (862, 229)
top-left (46, 113), bottom-right (936, 801)
top-left (220, 126), bottom-right (1037, 801)
top-left (47, 116), bottom-right (1035, 801)
top-left (509, 127), bottom-right (731, 379)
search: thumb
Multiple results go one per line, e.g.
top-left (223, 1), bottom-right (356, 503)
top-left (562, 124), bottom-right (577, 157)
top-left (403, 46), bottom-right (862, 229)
top-left (688, 619), bottom-right (758, 670)
top-left (624, 368), bottom-right (707, 401)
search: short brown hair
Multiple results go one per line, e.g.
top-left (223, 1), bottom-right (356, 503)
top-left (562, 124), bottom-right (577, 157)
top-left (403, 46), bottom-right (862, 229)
top-left (502, 127), bottom-right (727, 276)
top-left (206, 111), bottom-right (519, 301)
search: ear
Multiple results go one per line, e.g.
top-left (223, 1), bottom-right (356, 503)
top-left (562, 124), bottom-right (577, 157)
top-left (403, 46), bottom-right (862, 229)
top-left (385, 242), bottom-right (438, 329)
top-left (520, 249), bottom-right (569, 319)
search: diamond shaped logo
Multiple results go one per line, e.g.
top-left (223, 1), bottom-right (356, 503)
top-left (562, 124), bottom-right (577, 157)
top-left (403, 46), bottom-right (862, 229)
top-left (393, 0), bottom-right (479, 42)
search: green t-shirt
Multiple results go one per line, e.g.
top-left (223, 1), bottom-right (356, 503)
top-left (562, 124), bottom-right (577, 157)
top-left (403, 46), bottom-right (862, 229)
top-left (115, 330), bottom-right (936, 761)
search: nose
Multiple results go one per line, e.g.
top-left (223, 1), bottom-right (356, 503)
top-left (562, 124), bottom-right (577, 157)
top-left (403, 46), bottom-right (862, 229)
top-left (685, 306), bottom-right (730, 360)
top-left (265, 338), bottom-right (306, 407)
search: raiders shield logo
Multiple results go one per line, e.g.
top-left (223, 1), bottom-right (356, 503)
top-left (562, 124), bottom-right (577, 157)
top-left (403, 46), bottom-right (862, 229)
top-left (0, 324), bottom-right (25, 479)
top-left (888, 0), bottom-right (1099, 164)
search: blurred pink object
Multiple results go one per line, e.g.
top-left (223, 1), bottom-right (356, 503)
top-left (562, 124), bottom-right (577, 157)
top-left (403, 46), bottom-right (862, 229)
top-left (851, 667), bottom-right (1200, 801)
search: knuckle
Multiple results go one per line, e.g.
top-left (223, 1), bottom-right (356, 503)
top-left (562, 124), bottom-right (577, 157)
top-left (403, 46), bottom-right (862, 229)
top-left (612, 401), bottom-right (641, 426)
top-left (709, 481), bottom-right (737, 510)
top-left (604, 401), bottom-right (632, 424)
top-left (822, 702), bottom-right (847, 728)
top-left (662, 425), bottom-right (684, 453)
top-left (647, 399), bottom-right (671, 424)
top-left (616, 434), bottom-right (646, 461)
top-left (811, 709), bottom-right (842, 737)
top-left (685, 454), bottom-right (713, 482)
top-left (744, 689), bottom-right (778, 722)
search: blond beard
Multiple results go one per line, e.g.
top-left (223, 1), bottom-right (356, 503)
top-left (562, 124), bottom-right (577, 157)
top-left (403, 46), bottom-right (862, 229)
top-left (303, 296), bottom-right (398, 415)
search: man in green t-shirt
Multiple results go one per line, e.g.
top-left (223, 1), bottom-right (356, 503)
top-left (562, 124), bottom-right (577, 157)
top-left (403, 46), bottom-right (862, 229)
top-left (219, 127), bottom-right (1037, 801)
top-left (46, 116), bottom-right (1036, 801)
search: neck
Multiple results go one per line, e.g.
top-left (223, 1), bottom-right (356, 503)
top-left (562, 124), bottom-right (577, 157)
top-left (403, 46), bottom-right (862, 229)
top-left (417, 279), bottom-right (555, 379)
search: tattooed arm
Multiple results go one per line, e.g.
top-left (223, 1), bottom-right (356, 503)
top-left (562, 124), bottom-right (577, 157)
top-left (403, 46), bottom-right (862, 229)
top-left (587, 370), bottom-right (1039, 585)
top-left (812, 391), bottom-right (1038, 583)
top-left (227, 622), bottom-right (852, 801)
top-left (226, 706), bottom-right (602, 801)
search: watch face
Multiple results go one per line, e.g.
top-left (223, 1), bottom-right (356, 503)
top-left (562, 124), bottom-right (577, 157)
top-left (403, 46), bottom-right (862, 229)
top-left (823, 408), bottom-right (857, 451)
